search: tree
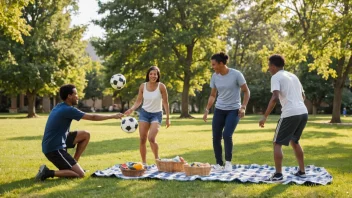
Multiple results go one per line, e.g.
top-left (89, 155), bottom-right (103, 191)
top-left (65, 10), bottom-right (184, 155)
top-left (94, 0), bottom-right (232, 117)
top-left (0, 0), bottom-right (32, 43)
top-left (0, 0), bottom-right (88, 117)
top-left (83, 61), bottom-right (105, 110)
top-left (279, 0), bottom-right (352, 123)
top-left (298, 57), bottom-right (334, 115)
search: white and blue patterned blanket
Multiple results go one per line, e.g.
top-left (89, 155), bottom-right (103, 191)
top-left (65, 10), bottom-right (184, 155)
top-left (92, 164), bottom-right (332, 185)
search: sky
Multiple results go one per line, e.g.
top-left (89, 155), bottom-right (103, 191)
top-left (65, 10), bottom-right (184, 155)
top-left (70, 0), bottom-right (106, 40)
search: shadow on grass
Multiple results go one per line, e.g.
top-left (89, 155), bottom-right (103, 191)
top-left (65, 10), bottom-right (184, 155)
top-left (0, 116), bottom-right (29, 119)
top-left (7, 135), bottom-right (43, 141)
top-left (81, 137), bottom-right (140, 156)
top-left (2, 141), bottom-right (349, 197)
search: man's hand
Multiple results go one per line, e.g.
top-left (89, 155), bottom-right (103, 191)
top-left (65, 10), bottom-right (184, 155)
top-left (116, 113), bottom-right (124, 119)
top-left (259, 116), bottom-right (267, 128)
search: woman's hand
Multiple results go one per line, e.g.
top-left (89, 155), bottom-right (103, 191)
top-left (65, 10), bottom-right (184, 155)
top-left (166, 118), bottom-right (171, 128)
top-left (124, 109), bottom-right (133, 116)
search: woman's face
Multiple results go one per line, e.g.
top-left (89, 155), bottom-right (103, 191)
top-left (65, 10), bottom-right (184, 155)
top-left (148, 69), bottom-right (159, 82)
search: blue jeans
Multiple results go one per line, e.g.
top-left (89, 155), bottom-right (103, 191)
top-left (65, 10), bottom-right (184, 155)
top-left (212, 108), bottom-right (240, 165)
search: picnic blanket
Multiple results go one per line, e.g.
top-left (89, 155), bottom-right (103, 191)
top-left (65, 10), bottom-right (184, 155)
top-left (92, 164), bottom-right (332, 185)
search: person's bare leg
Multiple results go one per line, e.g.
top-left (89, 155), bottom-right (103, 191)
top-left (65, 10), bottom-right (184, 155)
top-left (290, 140), bottom-right (305, 172)
top-left (274, 143), bottom-right (283, 173)
top-left (139, 122), bottom-right (150, 164)
top-left (73, 131), bottom-right (90, 161)
top-left (148, 123), bottom-right (160, 160)
top-left (54, 163), bottom-right (85, 178)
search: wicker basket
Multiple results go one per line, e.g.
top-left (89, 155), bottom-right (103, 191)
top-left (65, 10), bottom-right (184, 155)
top-left (156, 159), bottom-right (185, 172)
top-left (120, 168), bottom-right (146, 177)
top-left (184, 164), bottom-right (211, 176)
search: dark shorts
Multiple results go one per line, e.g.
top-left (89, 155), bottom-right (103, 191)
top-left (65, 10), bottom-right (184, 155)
top-left (44, 131), bottom-right (78, 170)
top-left (45, 149), bottom-right (77, 170)
top-left (66, 131), bottom-right (77, 149)
top-left (273, 114), bottom-right (308, 146)
top-left (139, 108), bottom-right (162, 125)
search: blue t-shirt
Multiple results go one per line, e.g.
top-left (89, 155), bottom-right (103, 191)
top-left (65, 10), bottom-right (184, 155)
top-left (42, 102), bottom-right (85, 154)
top-left (210, 68), bottom-right (246, 110)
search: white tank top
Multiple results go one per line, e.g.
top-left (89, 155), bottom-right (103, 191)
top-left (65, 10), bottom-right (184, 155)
top-left (142, 82), bottom-right (163, 113)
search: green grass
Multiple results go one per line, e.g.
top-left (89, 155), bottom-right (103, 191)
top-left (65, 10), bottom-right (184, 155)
top-left (0, 113), bottom-right (351, 198)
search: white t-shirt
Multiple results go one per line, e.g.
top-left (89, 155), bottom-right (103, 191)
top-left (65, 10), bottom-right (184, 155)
top-left (271, 70), bottom-right (308, 118)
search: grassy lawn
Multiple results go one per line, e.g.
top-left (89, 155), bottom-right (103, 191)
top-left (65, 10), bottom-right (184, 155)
top-left (0, 113), bottom-right (351, 197)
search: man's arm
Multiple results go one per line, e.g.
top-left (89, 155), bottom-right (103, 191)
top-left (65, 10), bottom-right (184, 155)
top-left (82, 113), bottom-right (123, 121)
top-left (259, 90), bottom-right (279, 127)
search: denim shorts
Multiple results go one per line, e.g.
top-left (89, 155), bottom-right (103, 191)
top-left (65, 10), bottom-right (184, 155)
top-left (139, 108), bottom-right (162, 125)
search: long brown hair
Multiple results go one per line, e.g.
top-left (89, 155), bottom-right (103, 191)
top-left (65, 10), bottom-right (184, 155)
top-left (145, 66), bottom-right (161, 82)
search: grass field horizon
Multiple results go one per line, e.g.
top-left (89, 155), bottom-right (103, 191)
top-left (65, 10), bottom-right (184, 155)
top-left (0, 113), bottom-right (351, 197)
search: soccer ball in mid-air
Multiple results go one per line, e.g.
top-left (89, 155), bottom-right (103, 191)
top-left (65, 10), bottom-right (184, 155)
top-left (121, 117), bottom-right (138, 133)
top-left (110, 74), bottom-right (126, 90)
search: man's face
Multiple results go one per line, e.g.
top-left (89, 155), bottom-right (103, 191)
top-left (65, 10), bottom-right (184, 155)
top-left (268, 62), bottom-right (276, 75)
top-left (68, 88), bottom-right (79, 105)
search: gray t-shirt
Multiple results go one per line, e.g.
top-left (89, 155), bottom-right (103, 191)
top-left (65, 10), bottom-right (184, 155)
top-left (210, 68), bottom-right (246, 110)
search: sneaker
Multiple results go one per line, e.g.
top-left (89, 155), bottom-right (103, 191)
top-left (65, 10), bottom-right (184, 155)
top-left (143, 163), bottom-right (149, 170)
top-left (212, 164), bottom-right (223, 171)
top-left (265, 173), bottom-right (283, 183)
top-left (293, 170), bottom-right (306, 178)
top-left (35, 165), bottom-right (49, 181)
top-left (224, 161), bottom-right (232, 172)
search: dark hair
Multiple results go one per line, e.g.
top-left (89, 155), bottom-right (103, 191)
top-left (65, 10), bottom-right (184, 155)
top-left (145, 66), bottom-right (160, 82)
top-left (60, 84), bottom-right (76, 101)
top-left (211, 52), bottom-right (229, 64)
top-left (269, 54), bottom-right (285, 67)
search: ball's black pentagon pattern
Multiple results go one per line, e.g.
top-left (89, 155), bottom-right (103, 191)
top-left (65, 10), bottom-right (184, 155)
top-left (121, 117), bottom-right (138, 133)
top-left (110, 74), bottom-right (126, 90)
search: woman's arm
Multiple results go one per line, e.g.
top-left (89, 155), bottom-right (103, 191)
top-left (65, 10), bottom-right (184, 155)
top-left (124, 84), bottom-right (144, 116)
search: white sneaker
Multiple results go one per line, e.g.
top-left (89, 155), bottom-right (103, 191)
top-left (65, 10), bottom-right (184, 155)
top-left (224, 161), bottom-right (232, 172)
top-left (213, 164), bottom-right (223, 171)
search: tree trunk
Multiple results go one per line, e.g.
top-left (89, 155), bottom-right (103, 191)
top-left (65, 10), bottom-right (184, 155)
top-left (92, 97), bottom-right (96, 110)
top-left (180, 71), bottom-right (191, 117)
top-left (180, 45), bottom-right (194, 118)
top-left (312, 105), bottom-right (317, 115)
top-left (330, 55), bottom-right (352, 123)
top-left (330, 85), bottom-right (343, 123)
top-left (27, 91), bottom-right (37, 118)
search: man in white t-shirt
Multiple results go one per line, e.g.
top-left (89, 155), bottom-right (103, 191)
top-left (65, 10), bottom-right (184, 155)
top-left (259, 54), bottom-right (308, 182)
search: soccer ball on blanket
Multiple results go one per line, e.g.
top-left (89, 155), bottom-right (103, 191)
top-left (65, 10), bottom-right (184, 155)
top-left (121, 117), bottom-right (138, 133)
top-left (110, 74), bottom-right (126, 90)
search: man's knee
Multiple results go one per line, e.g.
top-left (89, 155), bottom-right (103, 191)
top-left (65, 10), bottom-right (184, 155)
top-left (78, 130), bottom-right (90, 141)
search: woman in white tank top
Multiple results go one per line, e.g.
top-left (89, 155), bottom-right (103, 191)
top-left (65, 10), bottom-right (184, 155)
top-left (124, 66), bottom-right (170, 165)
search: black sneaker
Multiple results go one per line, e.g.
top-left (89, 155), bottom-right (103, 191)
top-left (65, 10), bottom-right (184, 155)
top-left (265, 173), bottom-right (283, 183)
top-left (35, 165), bottom-right (49, 181)
top-left (293, 170), bottom-right (306, 178)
